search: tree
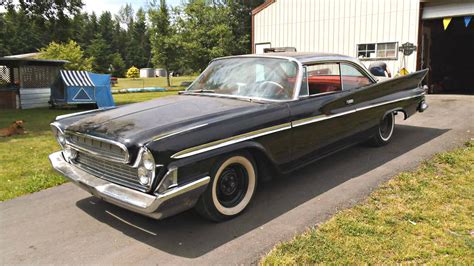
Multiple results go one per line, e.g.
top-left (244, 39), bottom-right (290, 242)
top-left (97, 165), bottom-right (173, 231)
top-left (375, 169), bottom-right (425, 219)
top-left (125, 8), bottom-right (151, 68)
top-left (110, 53), bottom-right (126, 77)
top-left (86, 34), bottom-right (111, 73)
top-left (9, 0), bottom-right (84, 20)
top-left (149, 0), bottom-right (180, 87)
top-left (38, 40), bottom-right (93, 71)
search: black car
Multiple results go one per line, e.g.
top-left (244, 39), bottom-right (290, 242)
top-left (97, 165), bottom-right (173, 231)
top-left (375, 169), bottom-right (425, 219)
top-left (49, 53), bottom-right (428, 221)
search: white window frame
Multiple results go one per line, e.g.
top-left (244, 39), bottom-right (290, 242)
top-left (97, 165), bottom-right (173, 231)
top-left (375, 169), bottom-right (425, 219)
top-left (357, 42), bottom-right (398, 61)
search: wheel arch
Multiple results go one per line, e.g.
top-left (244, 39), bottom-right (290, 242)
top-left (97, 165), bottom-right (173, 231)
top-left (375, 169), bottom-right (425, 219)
top-left (171, 140), bottom-right (280, 182)
top-left (384, 107), bottom-right (407, 120)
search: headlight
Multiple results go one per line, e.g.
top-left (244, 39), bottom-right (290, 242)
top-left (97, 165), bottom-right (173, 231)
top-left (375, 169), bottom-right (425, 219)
top-left (137, 148), bottom-right (156, 186)
top-left (138, 166), bottom-right (153, 186)
top-left (57, 133), bottom-right (66, 147)
top-left (51, 123), bottom-right (66, 148)
top-left (142, 151), bottom-right (155, 171)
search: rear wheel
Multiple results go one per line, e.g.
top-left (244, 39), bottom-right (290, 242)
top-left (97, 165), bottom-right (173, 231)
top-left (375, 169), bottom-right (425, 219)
top-left (369, 112), bottom-right (395, 146)
top-left (195, 153), bottom-right (257, 222)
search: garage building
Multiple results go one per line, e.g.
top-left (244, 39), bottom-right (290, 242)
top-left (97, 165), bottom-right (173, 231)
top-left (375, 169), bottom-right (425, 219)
top-left (252, 0), bottom-right (474, 94)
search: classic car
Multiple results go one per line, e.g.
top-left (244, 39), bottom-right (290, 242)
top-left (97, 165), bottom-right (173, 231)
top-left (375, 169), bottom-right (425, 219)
top-left (49, 52), bottom-right (428, 222)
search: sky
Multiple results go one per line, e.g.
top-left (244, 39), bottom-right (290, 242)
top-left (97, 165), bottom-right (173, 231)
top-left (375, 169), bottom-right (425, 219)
top-left (82, 0), bottom-right (183, 15)
top-left (0, 0), bottom-right (183, 15)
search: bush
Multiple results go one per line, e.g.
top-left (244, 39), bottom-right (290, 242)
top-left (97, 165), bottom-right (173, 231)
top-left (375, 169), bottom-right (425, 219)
top-left (126, 66), bottom-right (139, 78)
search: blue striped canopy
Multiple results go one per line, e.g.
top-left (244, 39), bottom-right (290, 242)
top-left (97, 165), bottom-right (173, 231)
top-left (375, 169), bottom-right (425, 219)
top-left (60, 70), bottom-right (95, 87)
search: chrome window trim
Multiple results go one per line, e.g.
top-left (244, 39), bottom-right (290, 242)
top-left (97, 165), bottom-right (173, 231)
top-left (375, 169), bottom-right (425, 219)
top-left (65, 130), bottom-right (130, 164)
top-left (171, 93), bottom-right (424, 159)
top-left (184, 55), bottom-right (304, 102)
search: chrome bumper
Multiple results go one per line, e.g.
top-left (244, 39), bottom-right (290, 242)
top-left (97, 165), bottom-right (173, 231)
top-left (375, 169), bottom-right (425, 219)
top-left (49, 151), bottom-right (210, 219)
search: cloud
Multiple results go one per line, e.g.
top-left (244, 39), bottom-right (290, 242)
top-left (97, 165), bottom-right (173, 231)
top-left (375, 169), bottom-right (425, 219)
top-left (82, 0), bottom-right (182, 15)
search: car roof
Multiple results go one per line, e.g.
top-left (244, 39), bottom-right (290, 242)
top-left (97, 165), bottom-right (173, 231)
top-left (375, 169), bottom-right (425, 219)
top-left (217, 52), bottom-right (359, 65)
top-left (254, 52), bottom-right (357, 64)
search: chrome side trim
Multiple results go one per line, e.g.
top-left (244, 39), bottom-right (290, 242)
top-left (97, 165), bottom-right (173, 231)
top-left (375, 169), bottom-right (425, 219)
top-left (171, 123), bottom-right (292, 159)
top-left (152, 123), bottom-right (209, 142)
top-left (55, 107), bottom-right (115, 121)
top-left (292, 93), bottom-right (424, 128)
top-left (171, 93), bottom-right (424, 159)
top-left (65, 130), bottom-right (130, 164)
top-left (292, 109), bottom-right (357, 127)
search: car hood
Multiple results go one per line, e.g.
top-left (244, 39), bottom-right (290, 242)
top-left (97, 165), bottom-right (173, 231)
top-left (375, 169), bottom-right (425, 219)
top-left (66, 95), bottom-right (262, 145)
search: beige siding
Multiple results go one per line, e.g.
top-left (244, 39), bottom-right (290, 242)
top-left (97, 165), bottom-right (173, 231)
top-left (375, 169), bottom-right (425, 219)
top-left (254, 0), bottom-right (421, 74)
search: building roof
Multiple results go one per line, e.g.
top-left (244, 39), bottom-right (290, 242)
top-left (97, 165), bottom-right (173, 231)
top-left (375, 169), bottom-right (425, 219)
top-left (3, 52), bottom-right (41, 59)
top-left (0, 57), bottom-right (68, 67)
top-left (226, 52), bottom-right (358, 64)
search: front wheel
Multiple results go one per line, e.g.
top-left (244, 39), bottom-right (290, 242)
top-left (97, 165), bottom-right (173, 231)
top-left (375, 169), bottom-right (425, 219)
top-left (369, 112), bottom-right (395, 146)
top-left (195, 153), bottom-right (257, 222)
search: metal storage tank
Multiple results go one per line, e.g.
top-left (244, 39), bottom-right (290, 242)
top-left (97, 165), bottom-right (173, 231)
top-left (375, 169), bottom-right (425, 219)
top-left (139, 68), bottom-right (155, 78)
top-left (155, 68), bottom-right (167, 77)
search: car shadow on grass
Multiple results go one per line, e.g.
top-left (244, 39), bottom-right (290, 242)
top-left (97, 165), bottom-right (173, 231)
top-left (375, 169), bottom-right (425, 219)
top-left (76, 124), bottom-right (448, 258)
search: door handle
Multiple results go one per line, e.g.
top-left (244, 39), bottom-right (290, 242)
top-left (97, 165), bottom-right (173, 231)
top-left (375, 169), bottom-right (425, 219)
top-left (346, 99), bottom-right (354, 105)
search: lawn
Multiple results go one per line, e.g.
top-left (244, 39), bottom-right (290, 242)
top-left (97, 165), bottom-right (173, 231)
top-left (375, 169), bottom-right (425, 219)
top-left (0, 91), bottom-right (179, 201)
top-left (262, 142), bottom-right (474, 264)
top-left (113, 76), bottom-right (195, 91)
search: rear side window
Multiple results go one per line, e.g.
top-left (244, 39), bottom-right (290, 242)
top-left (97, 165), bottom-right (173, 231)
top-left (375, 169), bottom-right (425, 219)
top-left (340, 64), bottom-right (372, 90)
top-left (305, 63), bottom-right (342, 95)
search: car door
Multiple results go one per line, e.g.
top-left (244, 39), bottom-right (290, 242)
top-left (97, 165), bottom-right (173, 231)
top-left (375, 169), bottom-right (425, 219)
top-left (287, 62), bottom-right (357, 168)
top-left (338, 62), bottom-right (379, 135)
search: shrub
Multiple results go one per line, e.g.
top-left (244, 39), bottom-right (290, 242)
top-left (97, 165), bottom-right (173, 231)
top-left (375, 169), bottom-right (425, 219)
top-left (126, 66), bottom-right (139, 78)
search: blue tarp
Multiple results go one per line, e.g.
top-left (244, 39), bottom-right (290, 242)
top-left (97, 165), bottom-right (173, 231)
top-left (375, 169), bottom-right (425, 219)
top-left (51, 70), bottom-right (115, 108)
top-left (88, 72), bottom-right (115, 108)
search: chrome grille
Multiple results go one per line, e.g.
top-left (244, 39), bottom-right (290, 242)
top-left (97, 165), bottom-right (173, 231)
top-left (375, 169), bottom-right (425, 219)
top-left (66, 132), bottom-right (129, 163)
top-left (73, 152), bottom-right (148, 191)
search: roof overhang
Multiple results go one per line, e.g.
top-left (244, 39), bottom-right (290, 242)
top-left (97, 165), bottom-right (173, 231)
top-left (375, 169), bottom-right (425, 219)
top-left (251, 0), bottom-right (276, 15)
top-left (0, 57), bottom-right (69, 67)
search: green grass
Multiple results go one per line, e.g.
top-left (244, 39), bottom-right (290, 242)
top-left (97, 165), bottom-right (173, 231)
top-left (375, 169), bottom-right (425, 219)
top-left (113, 76), bottom-right (195, 90)
top-left (0, 91), bottom-right (179, 201)
top-left (113, 91), bottom-right (179, 105)
top-left (262, 142), bottom-right (474, 264)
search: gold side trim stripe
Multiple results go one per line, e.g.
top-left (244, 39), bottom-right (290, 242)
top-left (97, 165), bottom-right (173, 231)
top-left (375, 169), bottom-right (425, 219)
top-left (171, 123), bottom-right (292, 159)
top-left (171, 93), bottom-right (424, 159)
top-left (292, 93), bottom-right (424, 128)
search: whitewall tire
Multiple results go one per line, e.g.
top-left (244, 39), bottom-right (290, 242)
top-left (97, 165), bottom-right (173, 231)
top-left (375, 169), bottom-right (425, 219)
top-left (195, 153), bottom-right (257, 221)
top-left (370, 112), bottom-right (395, 146)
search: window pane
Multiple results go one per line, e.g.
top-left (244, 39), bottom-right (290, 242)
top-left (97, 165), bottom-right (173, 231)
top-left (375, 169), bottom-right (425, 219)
top-left (376, 50), bottom-right (386, 58)
top-left (306, 63), bottom-right (341, 95)
top-left (300, 66), bottom-right (309, 96)
top-left (367, 44), bottom-right (375, 50)
top-left (386, 43), bottom-right (396, 49)
top-left (340, 64), bottom-right (372, 90)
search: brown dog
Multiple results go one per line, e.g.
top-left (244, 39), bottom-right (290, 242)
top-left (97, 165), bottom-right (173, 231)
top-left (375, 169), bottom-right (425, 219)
top-left (0, 120), bottom-right (26, 137)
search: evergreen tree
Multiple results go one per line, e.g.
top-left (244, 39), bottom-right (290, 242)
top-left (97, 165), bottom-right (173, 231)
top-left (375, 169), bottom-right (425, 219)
top-left (149, 0), bottom-right (180, 86)
top-left (86, 34), bottom-right (112, 73)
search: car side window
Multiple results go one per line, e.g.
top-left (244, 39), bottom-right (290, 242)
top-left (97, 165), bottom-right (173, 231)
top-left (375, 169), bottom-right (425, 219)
top-left (304, 63), bottom-right (342, 96)
top-left (340, 63), bottom-right (373, 90)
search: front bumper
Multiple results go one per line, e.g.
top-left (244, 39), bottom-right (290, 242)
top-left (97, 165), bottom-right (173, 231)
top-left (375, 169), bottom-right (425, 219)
top-left (49, 151), bottom-right (210, 219)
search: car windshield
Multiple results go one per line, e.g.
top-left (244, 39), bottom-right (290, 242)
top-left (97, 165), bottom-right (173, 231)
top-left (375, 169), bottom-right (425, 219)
top-left (186, 57), bottom-right (299, 101)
